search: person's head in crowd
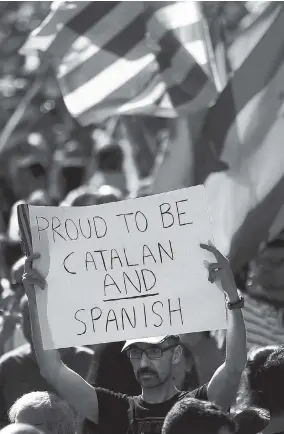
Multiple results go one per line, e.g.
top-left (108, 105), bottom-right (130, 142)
top-left (122, 336), bottom-right (183, 400)
top-left (7, 188), bottom-right (52, 246)
top-left (96, 143), bottom-right (124, 172)
top-left (162, 397), bottom-right (236, 434)
top-left (11, 156), bottom-right (47, 199)
top-left (67, 192), bottom-right (99, 207)
top-left (236, 345), bottom-right (284, 433)
top-left (246, 233), bottom-right (284, 301)
top-left (0, 423), bottom-right (43, 434)
top-left (62, 184), bottom-right (123, 207)
top-left (93, 139), bottom-right (126, 193)
top-left (233, 406), bottom-right (270, 434)
top-left (236, 345), bottom-right (278, 410)
top-left (0, 175), bottom-right (16, 222)
top-left (8, 392), bottom-right (75, 434)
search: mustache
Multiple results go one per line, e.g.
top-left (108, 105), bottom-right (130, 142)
top-left (137, 368), bottom-right (157, 377)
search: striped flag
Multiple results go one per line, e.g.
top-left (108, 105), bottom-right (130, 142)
top-left (196, 2), bottom-right (284, 350)
top-left (20, 1), bottom-right (217, 124)
top-left (194, 2), bottom-right (284, 272)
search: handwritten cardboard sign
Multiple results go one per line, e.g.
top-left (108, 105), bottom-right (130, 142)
top-left (18, 185), bottom-right (227, 349)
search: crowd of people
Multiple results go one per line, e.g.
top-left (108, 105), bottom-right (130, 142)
top-left (1, 0), bottom-right (284, 432)
top-left (0, 137), bottom-right (284, 434)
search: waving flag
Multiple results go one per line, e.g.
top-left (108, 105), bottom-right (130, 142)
top-left (20, 1), bottom-right (217, 124)
top-left (192, 3), bottom-right (284, 273)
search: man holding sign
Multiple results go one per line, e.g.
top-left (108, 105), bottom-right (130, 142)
top-left (22, 242), bottom-right (246, 434)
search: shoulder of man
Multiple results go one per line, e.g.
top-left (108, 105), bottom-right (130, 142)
top-left (180, 383), bottom-right (209, 401)
top-left (95, 388), bottom-right (131, 424)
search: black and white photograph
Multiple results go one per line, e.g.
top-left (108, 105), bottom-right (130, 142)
top-left (0, 1), bottom-right (283, 433)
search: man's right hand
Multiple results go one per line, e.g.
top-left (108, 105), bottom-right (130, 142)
top-left (22, 253), bottom-right (46, 297)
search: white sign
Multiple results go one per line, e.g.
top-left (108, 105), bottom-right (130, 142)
top-left (19, 186), bottom-right (227, 349)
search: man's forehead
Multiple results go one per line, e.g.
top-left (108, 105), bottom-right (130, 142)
top-left (132, 340), bottom-right (173, 349)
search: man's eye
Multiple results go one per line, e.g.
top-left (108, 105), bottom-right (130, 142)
top-left (149, 348), bottom-right (160, 354)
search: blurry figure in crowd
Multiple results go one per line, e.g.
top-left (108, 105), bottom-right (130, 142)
top-left (179, 332), bottom-right (225, 386)
top-left (0, 424), bottom-right (43, 434)
top-left (9, 392), bottom-right (75, 434)
top-left (62, 184), bottom-right (123, 207)
top-left (61, 165), bottom-right (85, 197)
top-left (0, 257), bottom-right (28, 354)
top-left (95, 184), bottom-right (123, 204)
top-left (162, 398), bottom-right (237, 434)
top-left (246, 235), bottom-right (284, 304)
top-left (0, 257), bottom-right (26, 355)
top-left (0, 295), bottom-right (94, 427)
top-left (8, 189), bottom-right (53, 243)
top-left (90, 141), bottom-right (127, 195)
top-left (213, 231), bottom-right (284, 351)
top-left (1, 189), bottom-right (53, 278)
top-left (48, 136), bottom-right (91, 202)
top-left (67, 192), bottom-right (100, 207)
top-left (9, 156), bottom-right (48, 201)
top-left (23, 244), bottom-right (246, 434)
top-left (234, 345), bottom-right (284, 434)
top-left (0, 176), bottom-right (16, 233)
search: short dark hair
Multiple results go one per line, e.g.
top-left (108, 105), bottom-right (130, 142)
top-left (162, 398), bottom-right (236, 434)
top-left (237, 345), bottom-right (284, 413)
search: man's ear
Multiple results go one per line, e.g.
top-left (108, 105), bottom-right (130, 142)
top-left (172, 345), bottom-right (182, 365)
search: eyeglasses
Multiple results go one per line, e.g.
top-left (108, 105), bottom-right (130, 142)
top-left (127, 345), bottom-right (176, 360)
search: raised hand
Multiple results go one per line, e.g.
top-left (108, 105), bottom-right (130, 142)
top-left (200, 242), bottom-right (238, 301)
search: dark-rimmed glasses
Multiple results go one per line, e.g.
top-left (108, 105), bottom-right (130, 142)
top-left (127, 345), bottom-right (176, 360)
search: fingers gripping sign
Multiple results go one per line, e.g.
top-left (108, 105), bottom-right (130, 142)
top-left (200, 242), bottom-right (237, 299)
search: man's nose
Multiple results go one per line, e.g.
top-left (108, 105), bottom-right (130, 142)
top-left (139, 352), bottom-right (149, 368)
